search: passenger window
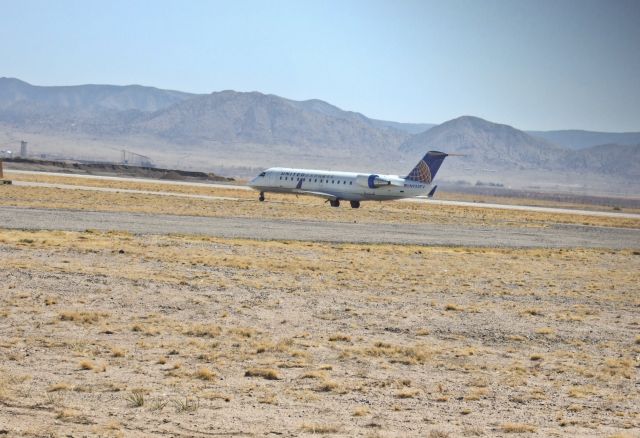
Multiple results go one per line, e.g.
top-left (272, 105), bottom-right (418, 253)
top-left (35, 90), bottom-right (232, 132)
top-left (349, 181), bottom-right (352, 185)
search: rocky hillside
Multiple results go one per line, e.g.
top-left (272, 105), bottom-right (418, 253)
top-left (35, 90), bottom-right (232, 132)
top-left (0, 77), bottom-right (193, 113)
top-left (400, 116), bottom-right (564, 169)
top-left (399, 116), bottom-right (640, 180)
top-left (132, 91), bottom-right (409, 153)
top-left (0, 78), bottom-right (410, 157)
top-left (1, 78), bottom-right (638, 184)
top-left (560, 143), bottom-right (640, 178)
top-left (527, 129), bottom-right (640, 150)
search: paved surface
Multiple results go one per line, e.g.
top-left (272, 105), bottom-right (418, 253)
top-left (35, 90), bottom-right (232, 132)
top-left (5, 169), bottom-right (250, 190)
top-left (1, 206), bottom-right (638, 249)
top-left (410, 198), bottom-right (640, 220)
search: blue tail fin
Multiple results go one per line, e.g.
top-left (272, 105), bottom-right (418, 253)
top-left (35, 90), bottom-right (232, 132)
top-left (405, 151), bottom-right (448, 184)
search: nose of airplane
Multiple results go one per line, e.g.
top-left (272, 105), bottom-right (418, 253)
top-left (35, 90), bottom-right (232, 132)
top-left (248, 176), bottom-right (260, 187)
top-left (249, 171), bottom-right (267, 187)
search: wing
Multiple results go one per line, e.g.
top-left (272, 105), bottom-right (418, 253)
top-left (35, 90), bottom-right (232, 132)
top-left (293, 189), bottom-right (339, 200)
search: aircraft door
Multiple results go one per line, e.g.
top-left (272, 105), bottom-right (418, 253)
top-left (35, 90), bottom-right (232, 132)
top-left (270, 171), bottom-right (280, 187)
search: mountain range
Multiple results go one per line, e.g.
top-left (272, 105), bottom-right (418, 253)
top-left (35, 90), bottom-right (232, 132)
top-left (0, 77), bottom-right (638, 191)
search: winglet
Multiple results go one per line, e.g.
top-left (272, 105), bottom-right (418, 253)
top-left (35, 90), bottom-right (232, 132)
top-left (427, 185), bottom-right (438, 198)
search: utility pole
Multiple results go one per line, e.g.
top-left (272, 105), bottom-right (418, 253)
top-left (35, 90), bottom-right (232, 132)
top-left (0, 159), bottom-right (12, 184)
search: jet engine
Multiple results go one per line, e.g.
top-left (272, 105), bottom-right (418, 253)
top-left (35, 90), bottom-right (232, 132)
top-left (356, 174), bottom-right (391, 189)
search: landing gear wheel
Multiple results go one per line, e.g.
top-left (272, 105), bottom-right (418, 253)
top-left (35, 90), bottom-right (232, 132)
top-left (329, 199), bottom-right (341, 208)
top-left (350, 201), bottom-right (360, 209)
top-left (259, 192), bottom-right (265, 202)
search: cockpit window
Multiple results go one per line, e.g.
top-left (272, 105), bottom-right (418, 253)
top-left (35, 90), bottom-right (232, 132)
top-left (259, 172), bottom-right (266, 177)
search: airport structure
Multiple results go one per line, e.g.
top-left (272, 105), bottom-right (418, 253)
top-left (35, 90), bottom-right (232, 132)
top-left (121, 149), bottom-right (153, 167)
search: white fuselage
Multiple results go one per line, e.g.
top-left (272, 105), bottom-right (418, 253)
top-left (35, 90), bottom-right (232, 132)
top-left (249, 167), bottom-right (433, 202)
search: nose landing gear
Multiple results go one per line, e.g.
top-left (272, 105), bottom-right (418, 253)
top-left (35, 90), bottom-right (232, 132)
top-left (259, 192), bottom-right (265, 202)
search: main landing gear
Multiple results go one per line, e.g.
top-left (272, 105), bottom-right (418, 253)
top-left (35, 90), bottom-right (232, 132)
top-left (259, 192), bottom-right (265, 202)
top-left (329, 199), bottom-right (360, 208)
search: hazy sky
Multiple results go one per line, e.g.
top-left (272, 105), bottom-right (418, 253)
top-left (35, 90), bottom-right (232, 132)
top-left (1, 0), bottom-right (639, 131)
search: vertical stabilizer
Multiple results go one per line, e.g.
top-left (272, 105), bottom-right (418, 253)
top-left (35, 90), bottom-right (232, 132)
top-left (405, 151), bottom-right (448, 183)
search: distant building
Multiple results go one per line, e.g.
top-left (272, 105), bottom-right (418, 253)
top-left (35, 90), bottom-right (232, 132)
top-left (121, 149), bottom-right (153, 167)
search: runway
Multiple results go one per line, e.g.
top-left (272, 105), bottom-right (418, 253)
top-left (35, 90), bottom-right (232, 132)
top-left (5, 169), bottom-right (250, 191)
top-left (1, 206), bottom-right (638, 249)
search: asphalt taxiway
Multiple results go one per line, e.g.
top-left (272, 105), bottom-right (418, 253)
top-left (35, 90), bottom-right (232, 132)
top-left (1, 206), bottom-right (637, 249)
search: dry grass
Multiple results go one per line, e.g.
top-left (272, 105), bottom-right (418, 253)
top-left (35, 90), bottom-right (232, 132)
top-left (184, 323), bottom-right (222, 338)
top-left (12, 169), bottom-right (640, 213)
top-left (47, 382), bottom-right (72, 392)
top-left (59, 310), bottom-right (109, 324)
top-left (396, 388), bottom-right (419, 399)
top-left (501, 423), bottom-right (536, 433)
top-left (316, 379), bottom-right (339, 392)
top-left (244, 368), bottom-right (280, 380)
top-left (194, 367), bottom-right (216, 381)
top-left (78, 360), bottom-right (95, 370)
top-left (3, 175), bottom-right (639, 230)
top-left (300, 423), bottom-right (341, 434)
top-left (56, 409), bottom-right (80, 420)
top-left (356, 341), bottom-right (431, 365)
top-left (444, 303), bottom-right (464, 311)
top-left (110, 347), bottom-right (126, 358)
top-left (328, 333), bottom-right (351, 342)
top-left (0, 224), bottom-right (638, 436)
top-left (125, 390), bottom-right (145, 407)
top-left (465, 388), bottom-right (489, 401)
top-left (353, 406), bottom-right (369, 417)
top-left (535, 327), bottom-right (554, 335)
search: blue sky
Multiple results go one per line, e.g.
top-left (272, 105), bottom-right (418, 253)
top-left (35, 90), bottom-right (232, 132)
top-left (1, 0), bottom-right (639, 131)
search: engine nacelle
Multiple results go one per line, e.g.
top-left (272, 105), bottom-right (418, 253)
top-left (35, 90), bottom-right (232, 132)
top-left (356, 174), bottom-right (391, 189)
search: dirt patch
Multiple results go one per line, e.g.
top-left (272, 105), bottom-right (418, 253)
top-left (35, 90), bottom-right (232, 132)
top-left (1, 229), bottom-right (638, 436)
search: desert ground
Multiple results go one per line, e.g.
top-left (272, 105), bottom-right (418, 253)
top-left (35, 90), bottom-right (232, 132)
top-left (0, 172), bottom-right (639, 437)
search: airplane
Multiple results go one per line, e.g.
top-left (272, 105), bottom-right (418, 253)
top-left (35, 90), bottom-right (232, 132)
top-left (248, 151), bottom-right (450, 208)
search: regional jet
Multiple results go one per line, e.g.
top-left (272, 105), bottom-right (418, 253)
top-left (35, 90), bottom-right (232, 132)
top-left (248, 151), bottom-right (449, 208)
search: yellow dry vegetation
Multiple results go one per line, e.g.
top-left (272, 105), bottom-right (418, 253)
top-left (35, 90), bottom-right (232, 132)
top-left (11, 170), bottom-right (640, 214)
top-left (0, 227), bottom-right (638, 435)
top-left (2, 175), bottom-right (639, 229)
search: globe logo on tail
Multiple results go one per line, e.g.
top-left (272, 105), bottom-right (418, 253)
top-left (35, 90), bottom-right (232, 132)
top-left (407, 160), bottom-right (433, 184)
top-left (405, 151), bottom-right (450, 184)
